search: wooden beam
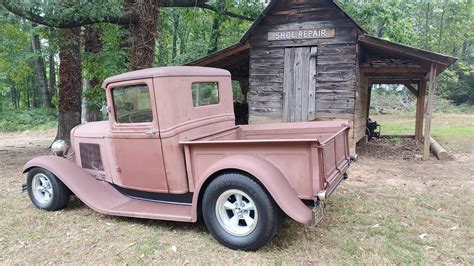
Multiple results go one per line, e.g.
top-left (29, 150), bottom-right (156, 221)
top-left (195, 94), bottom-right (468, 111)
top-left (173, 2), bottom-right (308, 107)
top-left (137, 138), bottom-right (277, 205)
top-left (366, 73), bottom-right (426, 78)
top-left (359, 65), bottom-right (425, 74)
top-left (369, 79), bottom-right (422, 85)
top-left (187, 42), bottom-right (250, 66)
top-left (405, 83), bottom-right (419, 96)
top-left (415, 80), bottom-right (426, 141)
top-left (423, 64), bottom-right (438, 160)
top-left (367, 84), bottom-right (372, 119)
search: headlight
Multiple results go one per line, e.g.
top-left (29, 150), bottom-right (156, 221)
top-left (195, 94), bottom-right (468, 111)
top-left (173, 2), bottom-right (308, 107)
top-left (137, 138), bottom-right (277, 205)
top-left (51, 139), bottom-right (69, 157)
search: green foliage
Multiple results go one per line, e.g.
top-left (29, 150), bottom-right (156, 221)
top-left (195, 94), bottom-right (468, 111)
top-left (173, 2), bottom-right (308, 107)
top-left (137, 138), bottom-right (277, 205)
top-left (82, 24), bottom-right (129, 108)
top-left (1, 0), bottom-right (472, 131)
top-left (0, 20), bottom-right (38, 108)
top-left (156, 1), bottom-right (262, 66)
top-left (0, 107), bottom-right (57, 132)
top-left (338, 0), bottom-right (474, 105)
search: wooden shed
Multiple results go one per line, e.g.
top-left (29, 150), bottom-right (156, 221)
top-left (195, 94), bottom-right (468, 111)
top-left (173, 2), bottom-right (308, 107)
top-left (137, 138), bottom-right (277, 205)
top-left (188, 0), bottom-right (456, 155)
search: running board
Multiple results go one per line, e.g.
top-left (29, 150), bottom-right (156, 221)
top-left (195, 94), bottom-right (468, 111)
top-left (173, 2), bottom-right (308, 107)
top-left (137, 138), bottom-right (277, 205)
top-left (23, 156), bottom-right (193, 222)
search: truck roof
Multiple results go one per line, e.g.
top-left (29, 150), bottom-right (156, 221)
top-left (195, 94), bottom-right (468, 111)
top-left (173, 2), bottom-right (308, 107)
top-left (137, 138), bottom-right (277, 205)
top-left (102, 66), bottom-right (231, 88)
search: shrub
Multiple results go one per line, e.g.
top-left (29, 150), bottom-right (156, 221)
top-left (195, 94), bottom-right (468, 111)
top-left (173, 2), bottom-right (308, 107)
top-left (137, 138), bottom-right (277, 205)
top-left (0, 108), bottom-right (57, 132)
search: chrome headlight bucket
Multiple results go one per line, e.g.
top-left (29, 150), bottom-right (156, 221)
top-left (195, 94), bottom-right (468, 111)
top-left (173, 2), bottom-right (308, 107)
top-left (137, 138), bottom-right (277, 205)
top-left (51, 139), bottom-right (69, 157)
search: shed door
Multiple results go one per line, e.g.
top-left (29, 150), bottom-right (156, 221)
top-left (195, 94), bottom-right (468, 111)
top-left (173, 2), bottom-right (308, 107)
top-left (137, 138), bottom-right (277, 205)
top-left (283, 46), bottom-right (317, 122)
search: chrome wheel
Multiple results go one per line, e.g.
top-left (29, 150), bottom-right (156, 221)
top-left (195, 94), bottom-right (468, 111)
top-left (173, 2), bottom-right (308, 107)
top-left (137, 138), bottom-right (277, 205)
top-left (31, 173), bottom-right (53, 205)
top-left (215, 189), bottom-right (258, 237)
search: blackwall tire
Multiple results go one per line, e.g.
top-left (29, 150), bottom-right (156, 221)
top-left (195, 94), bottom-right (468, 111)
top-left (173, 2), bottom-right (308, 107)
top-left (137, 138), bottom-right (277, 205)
top-left (202, 172), bottom-right (279, 251)
top-left (27, 167), bottom-right (70, 211)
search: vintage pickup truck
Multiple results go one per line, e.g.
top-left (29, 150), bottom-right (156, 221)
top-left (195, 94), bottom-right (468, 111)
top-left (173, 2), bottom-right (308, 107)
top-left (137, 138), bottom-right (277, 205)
top-left (23, 66), bottom-right (351, 251)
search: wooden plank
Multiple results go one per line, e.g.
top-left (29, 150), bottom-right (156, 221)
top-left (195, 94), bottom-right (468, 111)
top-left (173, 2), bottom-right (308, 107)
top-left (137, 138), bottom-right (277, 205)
top-left (308, 46), bottom-right (317, 120)
top-left (415, 80), bottom-right (426, 141)
top-left (405, 83), bottom-right (419, 96)
top-left (294, 47), bottom-right (304, 122)
top-left (293, 47), bottom-right (309, 122)
top-left (283, 48), bottom-right (292, 121)
top-left (300, 47), bottom-right (310, 121)
top-left (423, 64), bottom-right (437, 160)
top-left (252, 27), bottom-right (358, 48)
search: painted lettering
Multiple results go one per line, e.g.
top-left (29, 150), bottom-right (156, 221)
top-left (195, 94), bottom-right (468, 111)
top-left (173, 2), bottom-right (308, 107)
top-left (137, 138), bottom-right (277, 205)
top-left (268, 28), bottom-right (334, 41)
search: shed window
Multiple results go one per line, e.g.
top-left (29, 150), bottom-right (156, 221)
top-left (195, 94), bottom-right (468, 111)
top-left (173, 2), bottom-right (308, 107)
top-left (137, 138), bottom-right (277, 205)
top-left (112, 84), bottom-right (153, 123)
top-left (192, 82), bottom-right (219, 107)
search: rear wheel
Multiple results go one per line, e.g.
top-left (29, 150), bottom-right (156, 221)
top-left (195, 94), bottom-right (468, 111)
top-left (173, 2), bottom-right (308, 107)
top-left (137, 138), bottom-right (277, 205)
top-left (202, 172), bottom-right (279, 251)
top-left (27, 167), bottom-right (70, 211)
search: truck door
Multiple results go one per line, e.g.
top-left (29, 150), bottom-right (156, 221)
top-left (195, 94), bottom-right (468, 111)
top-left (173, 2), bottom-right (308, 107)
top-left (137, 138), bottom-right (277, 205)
top-left (106, 79), bottom-right (168, 193)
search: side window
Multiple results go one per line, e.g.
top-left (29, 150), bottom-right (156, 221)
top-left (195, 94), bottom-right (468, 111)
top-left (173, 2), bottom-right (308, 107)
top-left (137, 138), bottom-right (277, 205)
top-left (191, 82), bottom-right (219, 107)
top-left (112, 84), bottom-right (153, 124)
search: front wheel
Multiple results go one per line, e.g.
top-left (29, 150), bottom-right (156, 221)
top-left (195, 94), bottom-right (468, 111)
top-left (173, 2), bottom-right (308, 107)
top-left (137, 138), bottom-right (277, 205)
top-left (27, 167), bottom-right (70, 211)
top-left (202, 172), bottom-right (279, 251)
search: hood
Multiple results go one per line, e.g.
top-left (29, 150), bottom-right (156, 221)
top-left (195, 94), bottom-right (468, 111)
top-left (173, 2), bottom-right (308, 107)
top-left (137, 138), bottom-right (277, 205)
top-left (72, 121), bottom-right (109, 139)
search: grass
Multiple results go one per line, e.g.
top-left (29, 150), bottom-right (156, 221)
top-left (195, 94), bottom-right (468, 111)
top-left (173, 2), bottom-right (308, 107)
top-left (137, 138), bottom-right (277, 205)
top-left (372, 112), bottom-right (474, 152)
top-left (0, 114), bottom-right (473, 264)
top-left (0, 108), bottom-right (57, 132)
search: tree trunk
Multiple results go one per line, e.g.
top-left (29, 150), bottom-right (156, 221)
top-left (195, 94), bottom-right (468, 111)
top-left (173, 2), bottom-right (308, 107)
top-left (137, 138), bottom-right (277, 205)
top-left (25, 89), bottom-right (30, 108)
top-left (49, 52), bottom-right (56, 102)
top-left (208, 17), bottom-right (220, 54)
top-left (10, 84), bottom-right (19, 109)
top-left (83, 25), bottom-right (104, 122)
top-left (29, 72), bottom-right (39, 108)
top-left (32, 32), bottom-right (51, 107)
top-left (128, 0), bottom-right (160, 70)
top-left (56, 27), bottom-right (82, 142)
top-left (423, 2), bottom-right (431, 50)
top-left (171, 10), bottom-right (179, 61)
top-left (437, 0), bottom-right (448, 53)
top-left (208, 0), bottom-right (225, 54)
top-left (178, 26), bottom-right (188, 56)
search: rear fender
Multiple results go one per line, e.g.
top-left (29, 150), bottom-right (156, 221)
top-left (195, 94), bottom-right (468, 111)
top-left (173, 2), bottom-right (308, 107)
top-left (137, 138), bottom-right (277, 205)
top-left (192, 155), bottom-right (313, 224)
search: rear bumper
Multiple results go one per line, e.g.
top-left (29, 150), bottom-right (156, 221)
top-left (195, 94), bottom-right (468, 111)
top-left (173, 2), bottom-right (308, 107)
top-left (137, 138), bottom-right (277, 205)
top-left (311, 172), bottom-right (347, 225)
top-left (316, 172), bottom-right (347, 202)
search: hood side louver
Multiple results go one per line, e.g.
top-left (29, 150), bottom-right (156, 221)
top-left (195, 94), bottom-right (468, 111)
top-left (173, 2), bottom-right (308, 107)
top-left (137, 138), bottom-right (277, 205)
top-left (79, 143), bottom-right (104, 171)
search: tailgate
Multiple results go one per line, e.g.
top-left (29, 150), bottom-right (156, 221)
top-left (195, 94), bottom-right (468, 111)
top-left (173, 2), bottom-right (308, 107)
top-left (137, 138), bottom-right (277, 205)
top-left (315, 126), bottom-right (350, 197)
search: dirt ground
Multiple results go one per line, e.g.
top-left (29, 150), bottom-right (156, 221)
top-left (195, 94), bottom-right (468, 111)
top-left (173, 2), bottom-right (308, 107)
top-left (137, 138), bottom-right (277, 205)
top-left (0, 127), bottom-right (473, 264)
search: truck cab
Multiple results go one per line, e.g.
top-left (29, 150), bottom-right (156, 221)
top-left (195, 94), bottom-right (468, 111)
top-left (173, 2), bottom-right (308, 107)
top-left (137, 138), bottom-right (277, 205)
top-left (24, 66), bottom-right (351, 251)
top-left (72, 67), bottom-right (235, 194)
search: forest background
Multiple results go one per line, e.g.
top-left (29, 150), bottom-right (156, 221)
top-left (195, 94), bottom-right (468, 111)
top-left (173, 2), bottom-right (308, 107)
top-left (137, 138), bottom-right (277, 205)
top-left (0, 0), bottom-right (472, 134)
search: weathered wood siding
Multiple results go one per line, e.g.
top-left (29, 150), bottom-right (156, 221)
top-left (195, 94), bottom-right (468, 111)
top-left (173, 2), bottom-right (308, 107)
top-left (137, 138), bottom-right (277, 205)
top-left (354, 72), bottom-right (369, 146)
top-left (248, 0), bottom-right (359, 124)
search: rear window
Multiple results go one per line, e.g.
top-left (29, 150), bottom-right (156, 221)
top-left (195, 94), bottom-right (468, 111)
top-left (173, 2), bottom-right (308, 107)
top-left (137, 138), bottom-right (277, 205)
top-left (112, 84), bottom-right (153, 123)
top-left (191, 82), bottom-right (219, 107)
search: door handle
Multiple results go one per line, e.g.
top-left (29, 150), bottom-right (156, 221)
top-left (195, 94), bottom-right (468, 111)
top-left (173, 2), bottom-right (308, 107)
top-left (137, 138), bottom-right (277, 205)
top-left (145, 130), bottom-right (158, 136)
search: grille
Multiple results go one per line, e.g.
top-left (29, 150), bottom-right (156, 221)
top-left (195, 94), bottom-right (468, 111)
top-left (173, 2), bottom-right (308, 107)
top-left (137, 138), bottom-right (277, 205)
top-left (79, 143), bottom-right (104, 171)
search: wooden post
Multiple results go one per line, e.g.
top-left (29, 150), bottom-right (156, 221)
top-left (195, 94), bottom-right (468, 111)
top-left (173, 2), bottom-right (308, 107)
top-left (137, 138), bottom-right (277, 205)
top-left (367, 82), bottom-right (372, 119)
top-left (415, 80), bottom-right (426, 141)
top-left (423, 64), bottom-right (437, 160)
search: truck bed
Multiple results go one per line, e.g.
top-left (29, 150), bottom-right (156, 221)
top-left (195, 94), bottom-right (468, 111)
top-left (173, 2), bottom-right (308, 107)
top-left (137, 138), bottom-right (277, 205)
top-left (180, 121), bottom-right (351, 200)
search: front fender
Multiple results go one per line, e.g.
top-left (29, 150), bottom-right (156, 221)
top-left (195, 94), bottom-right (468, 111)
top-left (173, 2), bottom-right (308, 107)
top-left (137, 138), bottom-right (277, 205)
top-left (192, 155), bottom-right (313, 224)
top-left (23, 155), bottom-right (129, 214)
top-left (23, 155), bottom-right (72, 174)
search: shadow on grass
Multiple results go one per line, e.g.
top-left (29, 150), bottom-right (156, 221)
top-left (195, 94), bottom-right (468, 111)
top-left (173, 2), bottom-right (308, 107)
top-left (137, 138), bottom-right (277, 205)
top-left (64, 195), bottom-right (306, 251)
